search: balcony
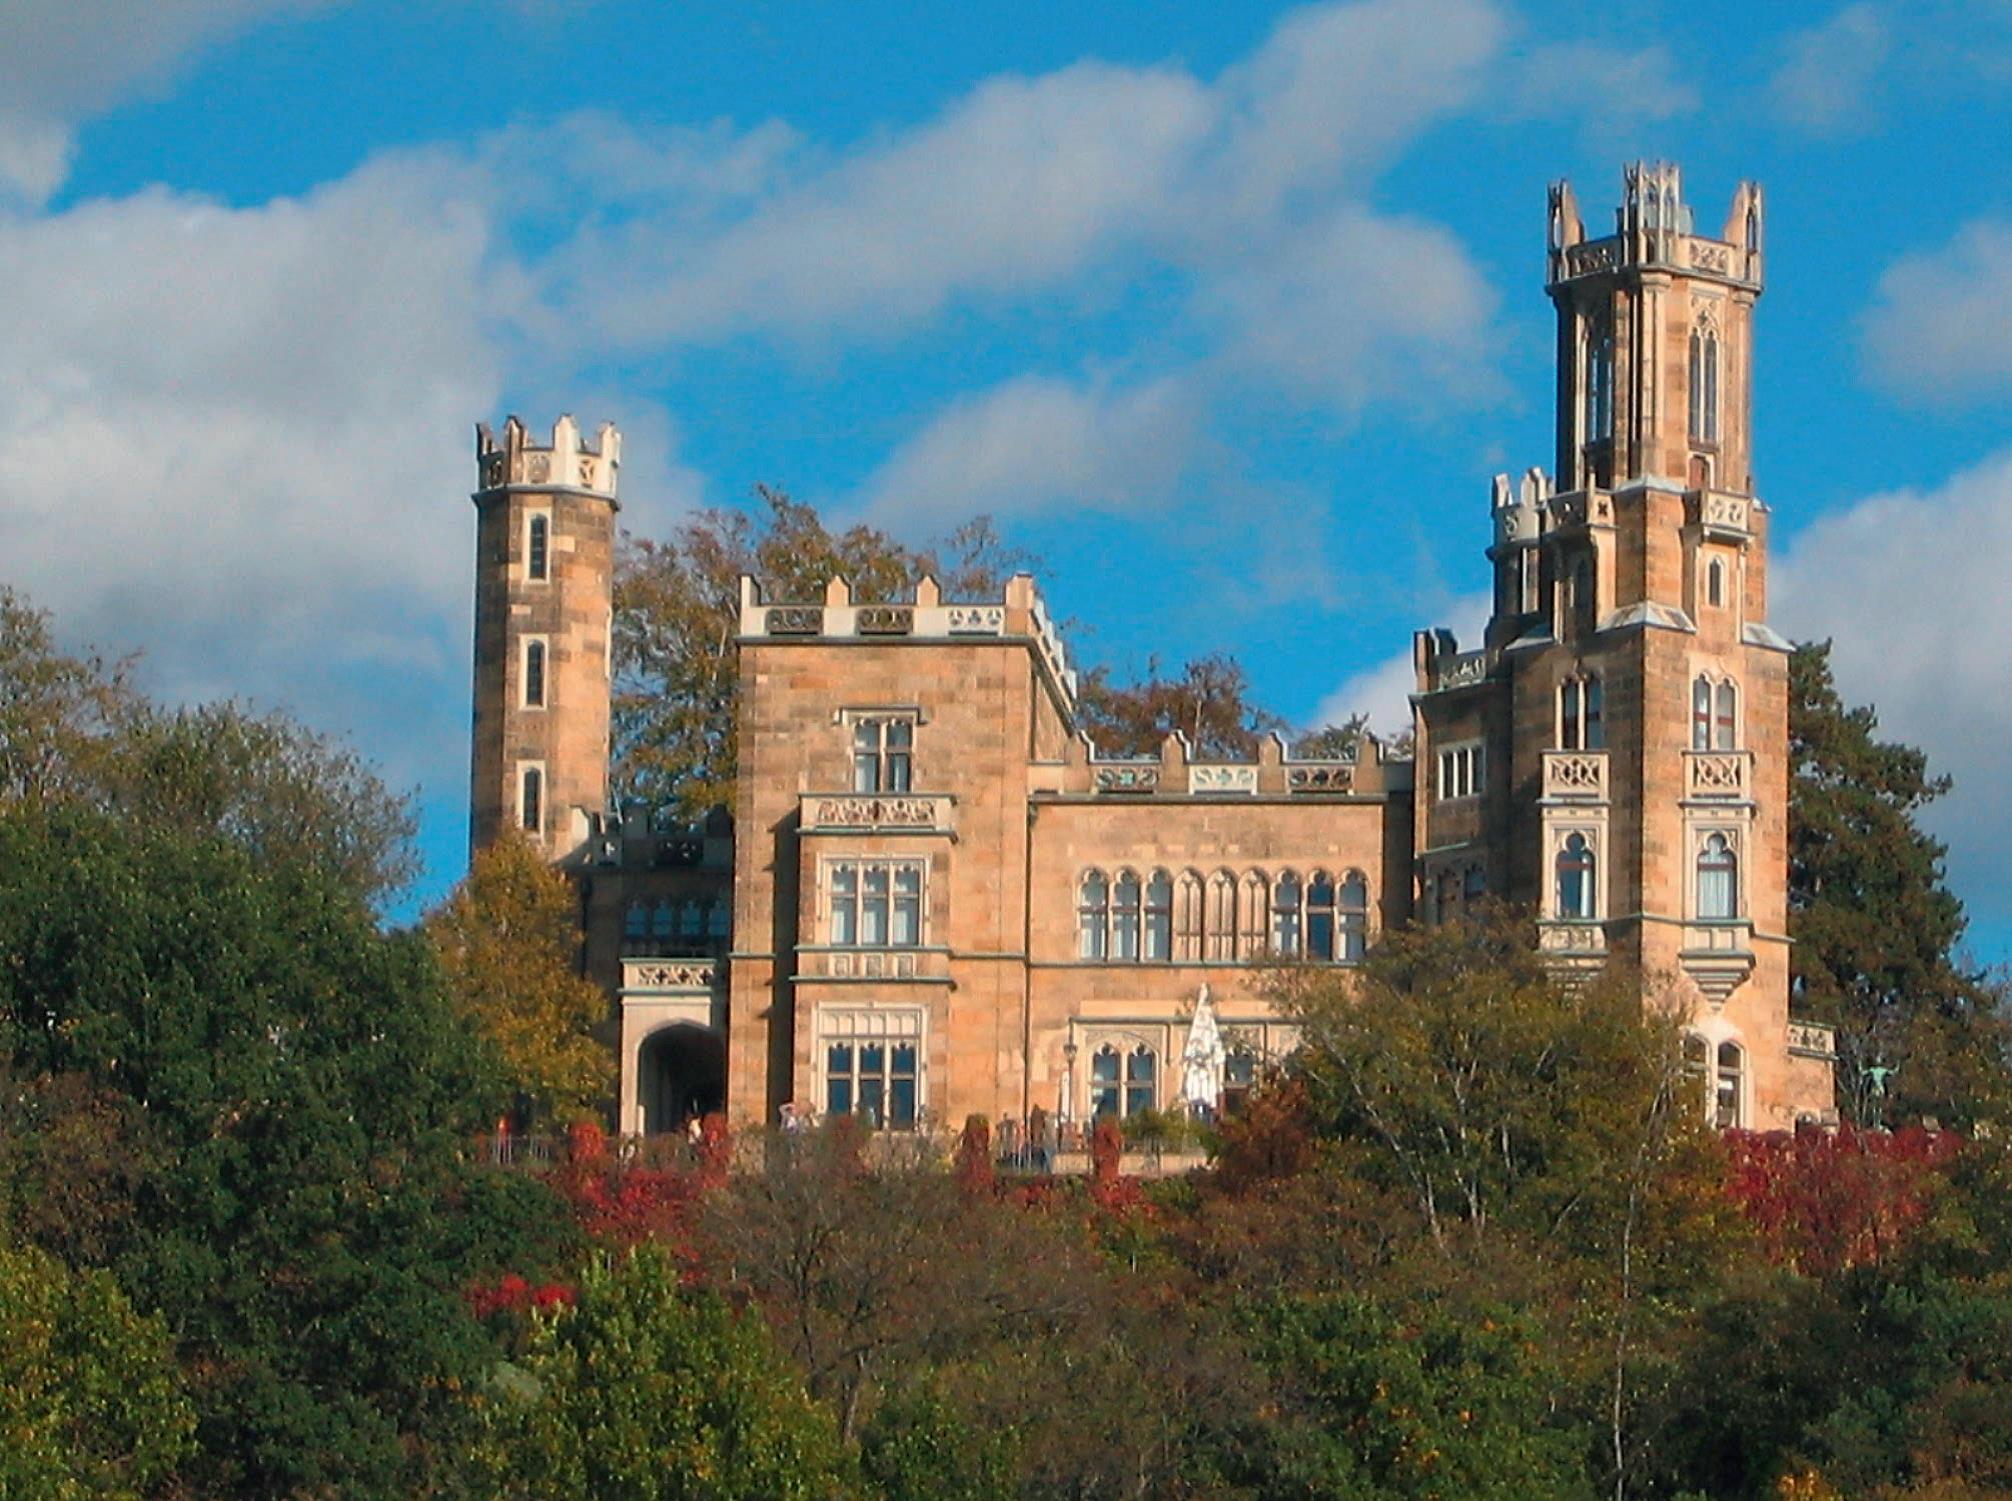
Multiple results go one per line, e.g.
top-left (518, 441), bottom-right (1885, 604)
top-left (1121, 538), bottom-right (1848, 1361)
top-left (1542, 750), bottom-right (1608, 802)
top-left (1684, 750), bottom-right (1752, 802)
top-left (1679, 921), bottom-right (1755, 1005)
top-left (799, 792), bottom-right (955, 835)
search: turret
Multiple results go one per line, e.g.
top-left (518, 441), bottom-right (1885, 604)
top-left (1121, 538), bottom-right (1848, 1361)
top-left (468, 415), bottom-right (620, 862)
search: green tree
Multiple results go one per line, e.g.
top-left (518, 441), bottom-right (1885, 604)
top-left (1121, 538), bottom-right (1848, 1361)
top-left (0, 587), bottom-right (136, 804)
top-left (857, 1384), bottom-right (1018, 1501)
top-left (0, 808), bottom-right (545, 1498)
top-left (0, 1240), bottom-right (195, 1501)
top-left (613, 489), bottom-right (1028, 818)
top-left (427, 832), bottom-right (612, 1122)
top-left (1788, 641), bottom-right (2006, 1126)
top-left (477, 1243), bottom-right (853, 1501)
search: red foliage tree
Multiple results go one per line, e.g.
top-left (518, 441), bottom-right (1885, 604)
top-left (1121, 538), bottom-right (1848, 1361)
top-left (1724, 1125), bottom-right (1962, 1275)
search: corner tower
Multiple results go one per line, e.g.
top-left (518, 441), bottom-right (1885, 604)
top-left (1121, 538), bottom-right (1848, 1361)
top-left (469, 415), bottom-right (619, 862)
top-left (1414, 164), bottom-right (1834, 1129)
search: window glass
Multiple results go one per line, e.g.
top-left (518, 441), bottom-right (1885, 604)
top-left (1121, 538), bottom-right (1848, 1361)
top-left (1307, 874), bottom-right (1336, 962)
top-left (1556, 834), bottom-right (1595, 919)
top-left (1144, 872), bottom-right (1173, 961)
top-left (851, 716), bottom-right (915, 793)
top-left (624, 902), bottom-right (647, 939)
top-left (825, 1044), bottom-right (854, 1117)
top-left (520, 766), bottom-right (542, 833)
top-left (524, 639), bottom-right (545, 707)
top-left (1223, 1049), bottom-right (1258, 1116)
top-left (680, 900), bottom-right (703, 937)
top-left (1584, 677), bottom-right (1604, 749)
top-left (1113, 872), bottom-right (1142, 961)
top-left (1272, 872), bottom-right (1302, 955)
top-left (707, 899), bottom-right (731, 939)
top-left (831, 865), bottom-right (858, 945)
top-left (1078, 871), bottom-right (1109, 960)
top-left (861, 866), bottom-right (890, 946)
top-left (889, 1043), bottom-right (918, 1129)
top-left (891, 865), bottom-right (922, 946)
top-left (1125, 1045), bottom-right (1156, 1118)
top-left (1560, 678), bottom-right (1581, 750)
top-left (527, 513), bottom-right (548, 580)
top-left (1697, 834), bottom-right (1738, 920)
top-left (1339, 872), bottom-right (1369, 962)
top-left (1091, 1045), bottom-right (1122, 1117)
top-left (1714, 1042), bottom-right (1743, 1128)
top-left (652, 900), bottom-right (675, 940)
top-left (1464, 866), bottom-right (1486, 902)
top-left (1708, 559), bottom-right (1725, 608)
top-left (1692, 677), bottom-right (1713, 750)
top-left (1715, 681), bottom-right (1738, 751)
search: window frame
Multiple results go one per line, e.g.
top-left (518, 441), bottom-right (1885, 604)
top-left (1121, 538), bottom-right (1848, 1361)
top-left (524, 508), bottom-right (551, 583)
top-left (1435, 740), bottom-right (1485, 802)
top-left (846, 712), bottom-right (917, 794)
top-left (826, 857), bottom-right (927, 950)
top-left (1554, 831), bottom-right (1597, 920)
top-left (517, 761), bottom-right (544, 836)
top-left (521, 635), bottom-right (548, 709)
top-left (1696, 831), bottom-right (1740, 920)
top-left (1559, 673), bottom-right (1604, 750)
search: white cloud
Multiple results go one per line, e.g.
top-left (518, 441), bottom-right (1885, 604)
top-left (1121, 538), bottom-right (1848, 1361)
top-left (0, 0), bottom-right (332, 203)
top-left (1502, 41), bottom-right (1698, 136)
top-left (1311, 593), bottom-right (1490, 737)
top-left (1770, 3), bottom-right (1888, 135)
top-left (861, 374), bottom-right (1202, 527)
top-left (1775, 449), bottom-right (2012, 932)
top-left (1862, 219), bottom-right (2012, 401)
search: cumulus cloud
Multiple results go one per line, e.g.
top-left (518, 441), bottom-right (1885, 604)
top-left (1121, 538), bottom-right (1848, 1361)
top-left (1770, 3), bottom-right (1889, 135)
top-left (861, 375), bottom-right (1202, 528)
top-left (1862, 219), bottom-right (2012, 401)
top-left (1311, 593), bottom-right (1490, 737)
top-left (1775, 449), bottom-right (2012, 932)
top-left (1500, 41), bottom-right (1698, 138)
top-left (0, 0), bottom-right (332, 203)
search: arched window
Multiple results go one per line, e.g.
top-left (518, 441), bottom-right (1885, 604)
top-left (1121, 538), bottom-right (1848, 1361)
top-left (1714, 1041), bottom-right (1745, 1128)
top-left (1174, 871), bottom-right (1204, 961)
top-left (1707, 558), bottom-right (1725, 609)
top-left (1077, 871), bottom-right (1109, 961)
top-left (624, 901), bottom-right (648, 941)
top-left (679, 899), bottom-right (704, 938)
top-left (1272, 871), bottom-right (1302, 956)
top-left (1697, 833), bottom-right (1738, 919)
top-left (1112, 871), bottom-right (1142, 962)
top-left (1688, 328), bottom-right (1719, 443)
top-left (1715, 680), bottom-right (1738, 750)
top-left (1306, 873), bottom-right (1336, 961)
top-left (1339, 871), bottom-right (1369, 962)
top-left (1240, 873), bottom-right (1270, 960)
top-left (520, 765), bottom-right (542, 834)
top-left (1206, 871), bottom-right (1237, 961)
top-left (652, 898), bottom-right (675, 942)
top-left (1090, 1042), bottom-right (1157, 1119)
top-left (1585, 319), bottom-right (1614, 441)
top-left (707, 898), bottom-right (731, 940)
top-left (526, 513), bottom-right (549, 581)
top-left (1223, 1046), bottom-right (1259, 1116)
top-left (523, 639), bottom-right (546, 708)
top-left (1560, 673), bottom-right (1604, 750)
top-left (1556, 833), bottom-right (1595, 919)
top-left (1692, 676), bottom-right (1713, 750)
top-left (1144, 871), bottom-right (1173, 961)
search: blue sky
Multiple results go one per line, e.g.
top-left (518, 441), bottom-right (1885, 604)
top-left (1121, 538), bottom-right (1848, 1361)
top-left (5, 0), bottom-right (2010, 957)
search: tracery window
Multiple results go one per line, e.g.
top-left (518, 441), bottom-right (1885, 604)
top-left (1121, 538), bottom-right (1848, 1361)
top-left (1555, 833), bottom-right (1596, 920)
top-left (830, 860), bottom-right (923, 948)
top-left (1697, 833), bottom-right (1739, 920)
top-left (707, 898), bottom-right (731, 940)
top-left (1174, 871), bottom-right (1204, 961)
top-left (623, 901), bottom-right (648, 943)
top-left (850, 716), bottom-right (913, 793)
top-left (825, 1038), bottom-right (919, 1130)
top-left (1339, 871), bottom-right (1369, 962)
top-left (1692, 675), bottom-right (1738, 751)
top-left (1239, 873), bottom-right (1269, 960)
top-left (1222, 1047), bottom-right (1259, 1117)
top-left (1560, 673), bottom-right (1605, 750)
top-left (1091, 1042), bottom-right (1157, 1119)
top-left (652, 899), bottom-right (675, 943)
top-left (1112, 871), bottom-right (1143, 962)
top-left (1306, 873), bottom-right (1336, 961)
top-left (1688, 327), bottom-right (1720, 444)
top-left (679, 899), bottom-right (704, 939)
top-left (1436, 742), bottom-right (1484, 800)
top-left (1206, 871), bottom-right (1238, 961)
top-left (1272, 871), bottom-right (1302, 956)
top-left (1077, 871), bottom-right (1109, 960)
top-left (1144, 871), bottom-right (1173, 961)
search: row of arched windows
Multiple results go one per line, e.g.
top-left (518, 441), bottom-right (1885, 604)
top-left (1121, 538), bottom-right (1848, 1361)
top-left (1077, 868), bottom-right (1370, 964)
top-left (624, 896), bottom-right (731, 949)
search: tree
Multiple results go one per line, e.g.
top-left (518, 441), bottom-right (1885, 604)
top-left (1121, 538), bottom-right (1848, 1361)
top-left (613, 489), bottom-right (1029, 818)
top-left (858, 1383), bottom-right (1018, 1501)
top-left (0, 807), bottom-right (547, 1497)
top-left (476, 1243), bottom-right (853, 1501)
top-left (1075, 652), bottom-right (1289, 759)
top-left (427, 832), bottom-right (611, 1122)
top-left (0, 1240), bottom-right (195, 1501)
top-left (0, 587), bottom-right (135, 804)
top-left (1788, 641), bottom-right (2006, 1126)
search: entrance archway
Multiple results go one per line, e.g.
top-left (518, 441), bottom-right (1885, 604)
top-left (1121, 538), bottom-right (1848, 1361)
top-left (638, 1024), bottom-right (726, 1134)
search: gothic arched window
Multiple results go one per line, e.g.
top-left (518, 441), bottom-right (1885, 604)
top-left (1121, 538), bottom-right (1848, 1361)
top-left (1692, 676), bottom-right (1713, 750)
top-left (1112, 871), bottom-right (1143, 962)
top-left (1697, 834), bottom-right (1738, 920)
top-left (652, 898), bottom-right (675, 942)
top-left (519, 765), bottom-right (542, 834)
top-left (1174, 871), bottom-right (1204, 961)
top-left (1707, 558), bottom-right (1726, 608)
top-left (1716, 680), bottom-right (1738, 750)
top-left (1090, 1042), bottom-right (1158, 1119)
top-left (1272, 871), bottom-right (1302, 956)
top-left (1585, 319), bottom-right (1614, 442)
top-left (1714, 1041), bottom-right (1745, 1128)
top-left (1688, 328), bottom-right (1720, 443)
top-left (526, 513), bottom-right (549, 581)
top-left (1144, 870), bottom-right (1173, 961)
top-left (1560, 673), bottom-right (1604, 750)
top-left (1339, 871), bottom-right (1369, 962)
top-left (523, 639), bottom-right (546, 708)
top-left (1556, 833), bottom-right (1596, 919)
top-left (1206, 871), bottom-right (1237, 961)
top-left (1239, 872), bottom-right (1269, 960)
top-left (1077, 871), bottom-right (1109, 961)
top-left (1306, 872), bottom-right (1336, 961)
top-left (624, 901), bottom-right (648, 942)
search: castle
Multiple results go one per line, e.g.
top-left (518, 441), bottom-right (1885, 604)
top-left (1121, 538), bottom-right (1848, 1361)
top-left (466, 165), bottom-right (1838, 1137)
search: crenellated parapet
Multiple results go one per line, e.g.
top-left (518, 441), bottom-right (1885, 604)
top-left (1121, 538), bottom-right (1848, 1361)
top-left (475, 413), bottom-right (621, 499)
top-left (1547, 161), bottom-right (1763, 293)
top-left (737, 571), bottom-right (1080, 701)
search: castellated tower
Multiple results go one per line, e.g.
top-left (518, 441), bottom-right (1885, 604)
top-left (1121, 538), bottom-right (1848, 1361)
top-left (469, 415), bottom-right (619, 863)
top-left (1415, 163), bottom-right (1835, 1130)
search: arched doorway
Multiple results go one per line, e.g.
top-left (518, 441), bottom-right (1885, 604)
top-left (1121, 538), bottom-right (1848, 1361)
top-left (638, 1024), bottom-right (726, 1134)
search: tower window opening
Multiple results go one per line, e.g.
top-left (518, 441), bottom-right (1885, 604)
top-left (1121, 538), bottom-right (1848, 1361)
top-left (1585, 319), bottom-right (1614, 443)
top-left (523, 638), bottom-right (546, 708)
top-left (1692, 677), bottom-right (1713, 751)
top-left (1560, 673), bottom-right (1604, 750)
top-left (519, 765), bottom-right (543, 835)
top-left (1555, 833), bottom-right (1595, 920)
top-left (1707, 558), bottom-right (1725, 609)
top-left (1688, 329), bottom-right (1720, 444)
top-left (1716, 680), bottom-right (1738, 749)
top-left (526, 513), bottom-right (549, 581)
top-left (1697, 833), bottom-right (1739, 920)
top-left (1715, 1041), bottom-right (1745, 1128)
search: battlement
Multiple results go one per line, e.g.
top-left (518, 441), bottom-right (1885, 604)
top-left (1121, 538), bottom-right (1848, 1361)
top-left (737, 572), bottom-right (1080, 701)
top-left (1046, 726), bottom-right (1409, 799)
top-left (475, 414), bottom-right (621, 498)
top-left (1547, 162), bottom-right (1763, 292)
top-left (1489, 466), bottom-right (1552, 547)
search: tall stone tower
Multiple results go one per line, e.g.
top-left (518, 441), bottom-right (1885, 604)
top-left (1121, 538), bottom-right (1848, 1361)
top-left (1415, 163), bottom-right (1834, 1128)
top-left (469, 415), bottom-right (619, 862)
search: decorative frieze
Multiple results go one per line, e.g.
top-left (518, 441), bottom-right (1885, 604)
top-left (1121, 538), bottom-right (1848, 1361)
top-left (802, 793), bottom-right (953, 832)
top-left (1094, 764), bottom-right (1160, 793)
top-left (1693, 489), bottom-right (1752, 536)
top-left (1288, 764), bottom-right (1353, 792)
top-left (1432, 650), bottom-right (1488, 692)
top-left (765, 606), bottom-right (821, 635)
top-left (1788, 1021), bottom-right (1838, 1060)
top-left (944, 605), bottom-right (1004, 634)
top-left (1538, 922), bottom-right (1607, 955)
top-left (856, 606), bottom-right (913, 635)
top-left (1189, 765), bottom-right (1258, 795)
top-left (622, 958), bottom-right (718, 992)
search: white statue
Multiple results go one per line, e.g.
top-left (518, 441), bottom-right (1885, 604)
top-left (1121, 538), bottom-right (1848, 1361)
top-left (1180, 984), bottom-right (1226, 1117)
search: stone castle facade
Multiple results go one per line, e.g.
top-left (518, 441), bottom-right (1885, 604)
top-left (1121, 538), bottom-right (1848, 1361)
top-left (466, 165), bottom-right (1837, 1138)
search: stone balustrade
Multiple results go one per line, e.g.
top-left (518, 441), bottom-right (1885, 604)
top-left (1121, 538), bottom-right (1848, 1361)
top-left (1538, 922), bottom-right (1607, 955)
top-left (799, 792), bottom-right (955, 834)
top-left (1685, 750), bottom-right (1751, 801)
top-left (622, 957), bottom-right (719, 992)
top-left (1543, 749), bottom-right (1608, 801)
